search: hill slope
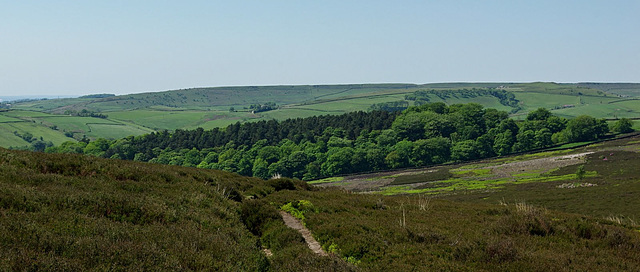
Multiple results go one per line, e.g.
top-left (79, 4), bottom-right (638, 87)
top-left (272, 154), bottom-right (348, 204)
top-left (3, 82), bottom-right (640, 148)
top-left (2, 148), bottom-right (640, 270)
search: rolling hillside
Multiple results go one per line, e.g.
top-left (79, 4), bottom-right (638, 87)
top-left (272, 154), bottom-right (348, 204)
top-left (3, 82), bottom-right (640, 148)
top-left (2, 141), bottom-right (640, 270)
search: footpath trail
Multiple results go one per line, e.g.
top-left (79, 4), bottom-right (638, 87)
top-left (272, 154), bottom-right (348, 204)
top-left (279, 211), bottom-right (328, 256)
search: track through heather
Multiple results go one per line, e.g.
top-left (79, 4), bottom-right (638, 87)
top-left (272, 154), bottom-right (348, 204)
top-left (279, 211), bottom-right (328, 256)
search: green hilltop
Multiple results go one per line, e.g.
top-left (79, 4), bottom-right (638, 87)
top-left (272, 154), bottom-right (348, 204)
top-left (2, 82), bottom-right (640, 149)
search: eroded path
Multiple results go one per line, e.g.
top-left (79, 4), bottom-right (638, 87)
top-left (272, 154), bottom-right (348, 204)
top-left (279, 211), bottom-right (328, 256)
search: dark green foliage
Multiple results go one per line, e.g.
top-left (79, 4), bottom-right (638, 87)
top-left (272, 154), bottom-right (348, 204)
top-left (526, 107), bottom-right (552, 121)
top-left (261, 220), bottom-right (305, 251)
top-left (405, 88), bottom-right (520, 111)
top-left (565, 115), bottom-right (609, 141)
top-left (451, 140), bottom-right (480, 161)
top-left (240, 199), bottom-right (281, 235)
top-left (265, 178), bottom-right (296, 191)
top-left (45, 102), bottom-right (609, 181)
top-left (63, 109), bottom-right (108, 118)
top-left (612, 118), bottom-right (634, 133)
top-left (250, 102), bottom-right (278, 113)
top-left (576, 164), bottom-right (586, 180)
top-left (368, 100), bottom-right (409, 112)
top-left (93, 110), bottom-right (398, 161)
top-left (79, 93), bottom-right (115, 99)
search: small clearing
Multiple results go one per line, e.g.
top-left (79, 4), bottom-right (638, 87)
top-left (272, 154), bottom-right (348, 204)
top-left (481, 152), bottom-right (593, 179)
top-left (279, 211), bottom-right (328, 256)
top-left (316, 152), bottom-right (594, 193)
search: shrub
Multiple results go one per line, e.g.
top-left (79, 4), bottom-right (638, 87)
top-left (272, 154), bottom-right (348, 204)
top-left (495, 203), bottom-right (554, 236)
top-left (485, 237), bottom-right (518, 262)
top-left (240, 199), bottom-right (280, 235)
top-left (261, 221), bottom-right (305, 251)
top-left (266, 178), bottom-right (296, 191)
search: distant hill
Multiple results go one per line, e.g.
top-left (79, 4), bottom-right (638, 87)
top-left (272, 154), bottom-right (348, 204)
top-left (2, 82), bottom-right (640, 148)
top-left (578, 82), bottom-right (640, 97)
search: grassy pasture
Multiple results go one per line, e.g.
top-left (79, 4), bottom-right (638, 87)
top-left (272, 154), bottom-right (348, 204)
top-left (67, 84), bottom-right (420, 113)
top-left (10, 98), bottom-right (92, 112)
top-left (2, 110), bottom-right (53, 118)
top-left (514, 92), bottom-right (581, 111)
top-left (107, 109), bottom-right (260, 131)
top-left (0, 129), bottom-right (31, 146)
top-left (510, 82), bottom-right (607, 96)
top-left (609, 99), bottom-right (640, 114)
top-left (0, 114), bottom-right (23, 123)
top-left (36, 116), bottom-right (116, 132)
top-left (86, 123), bottom-right (154, 139)
top-left (0, 122), bottom-right (73, 146)
top-left (260, 108), bottom-right (335, 121)
top-left (0, 110), bottom-right (158, 147)
top-left (579, 83), bottom-right (640, 97)
top-left (4, 83), bottom-right (640, 146)
top-left (292, 94), bottom-right (409, 112)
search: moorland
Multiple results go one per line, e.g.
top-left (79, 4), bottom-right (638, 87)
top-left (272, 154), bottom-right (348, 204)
top-left (2, 130), bottom-right (640, 270)
top-left (2, 82), bottom-right (640, 271)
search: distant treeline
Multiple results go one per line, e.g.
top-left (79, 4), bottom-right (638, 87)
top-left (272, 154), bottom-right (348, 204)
top-left (406, 88), bottom-right (520, 112)
top-left (63, 109), bottom-right (108, 119)
top-left (79, 94), bottom-right (116, 99)
top-left (369, 101), bottom-right (409, 112)
top-left (46, 103), bottom-right (633, 180)
top-left (249, 102), bottom-right (278, 113)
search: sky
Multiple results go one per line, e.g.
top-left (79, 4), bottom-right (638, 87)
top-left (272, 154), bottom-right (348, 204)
top-left (1, 1), bottom-right (639, 96)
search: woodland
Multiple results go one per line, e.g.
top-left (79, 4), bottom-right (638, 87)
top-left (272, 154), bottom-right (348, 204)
top-left (44, 102), bottom-right (632, 180)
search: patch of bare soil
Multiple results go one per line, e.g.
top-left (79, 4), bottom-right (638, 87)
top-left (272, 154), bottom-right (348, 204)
top-left (316, 168), bottom-right (438, 192)
top-left (279, 211), bottom-right (328, 256)
top-left (262, 248), bottom-right (273, 257)
top-left (484, 152), bottom-right (594, 179)
top-left (317, 153), bottom-right (594, 192)
top-left (312, 135), bottom-right (640, 193)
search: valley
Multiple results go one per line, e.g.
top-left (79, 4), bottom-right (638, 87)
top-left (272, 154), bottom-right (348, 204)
top-left (3, 82), bottom-right (640, 149)
top-left (2, 83), bottom-right (640, 270)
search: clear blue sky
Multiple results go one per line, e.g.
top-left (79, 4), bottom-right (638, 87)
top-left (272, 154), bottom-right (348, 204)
top-left (1, 1), bottom-right (638, 96)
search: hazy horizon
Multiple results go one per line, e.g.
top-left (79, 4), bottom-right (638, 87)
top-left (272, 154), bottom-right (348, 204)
top-left (2, 1), bottom-right (639, 96)
top-left (3, 81), bottom-right (640, 99)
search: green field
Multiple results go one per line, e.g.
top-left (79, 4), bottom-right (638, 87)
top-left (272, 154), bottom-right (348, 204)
top-left (0, 114), bottom-right (23, 123)
top-left (2, 110), bottom-right (54, 118)
top-left (0, 129), bottom-right (32, 146)
top-left (86, 123), bottom-right (154, 139)
top-left (0, 110), bottom-right (156, 147)
top-left (107, 109), bottom-right (262, 130)
top-left (579, 83), bottom-right (640, 97)
top-left (3, 82), bottom-right (640, 148)
top-left (0, 122), bottom-right (74, 146)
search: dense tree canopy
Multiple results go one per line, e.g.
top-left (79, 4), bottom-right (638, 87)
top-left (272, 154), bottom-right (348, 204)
top-left (46, 103), bottom-right (622, 180)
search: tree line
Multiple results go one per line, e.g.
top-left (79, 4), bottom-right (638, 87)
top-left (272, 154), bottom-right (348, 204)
top-left (45, 103), bottom-right (634, 180)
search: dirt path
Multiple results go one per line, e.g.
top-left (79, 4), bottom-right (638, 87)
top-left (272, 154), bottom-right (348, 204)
top-left (279, 211), bottom-right (328, 256)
